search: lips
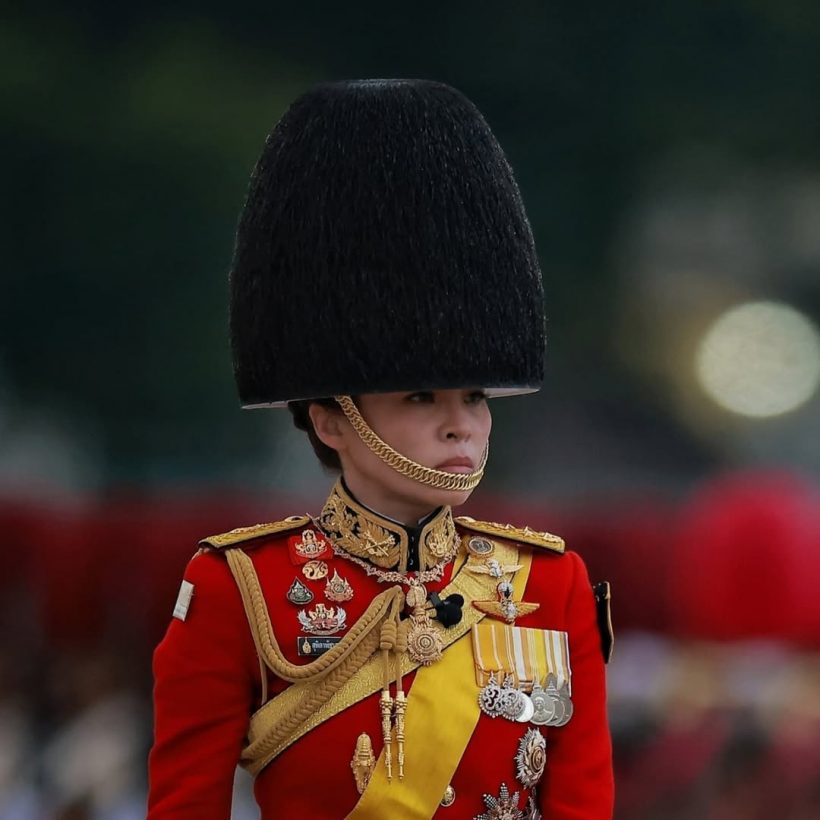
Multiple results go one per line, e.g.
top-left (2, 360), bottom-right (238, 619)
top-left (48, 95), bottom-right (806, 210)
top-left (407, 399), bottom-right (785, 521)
top-left (436, 456), bottom-right (475, 472)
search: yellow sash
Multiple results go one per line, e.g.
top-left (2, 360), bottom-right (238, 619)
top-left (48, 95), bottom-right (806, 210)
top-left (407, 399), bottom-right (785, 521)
top-left (346, 548), bottom-right (534, 819)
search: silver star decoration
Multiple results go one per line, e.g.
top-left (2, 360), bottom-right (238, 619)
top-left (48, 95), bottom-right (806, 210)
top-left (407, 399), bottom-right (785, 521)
top-left (474, 782), bottom-right (524, 820)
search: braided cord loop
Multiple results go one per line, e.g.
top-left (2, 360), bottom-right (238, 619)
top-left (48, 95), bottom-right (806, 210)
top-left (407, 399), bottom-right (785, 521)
top-left (225, 548), bottom-right (407, 763)
top-left (334, 395), bottom-right (488, 491)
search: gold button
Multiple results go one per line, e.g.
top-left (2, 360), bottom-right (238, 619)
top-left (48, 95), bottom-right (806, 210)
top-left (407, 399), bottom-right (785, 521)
top-left (440, 784), bottom-right (456, 807)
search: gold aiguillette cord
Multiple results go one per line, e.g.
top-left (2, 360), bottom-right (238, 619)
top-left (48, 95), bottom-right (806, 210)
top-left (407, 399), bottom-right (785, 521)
top-left (378, 603), bottom-right (407, 780)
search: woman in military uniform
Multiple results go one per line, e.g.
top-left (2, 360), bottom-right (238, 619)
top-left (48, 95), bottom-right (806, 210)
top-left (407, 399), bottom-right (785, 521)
top-left (148, 79), bottom-right (614, 819)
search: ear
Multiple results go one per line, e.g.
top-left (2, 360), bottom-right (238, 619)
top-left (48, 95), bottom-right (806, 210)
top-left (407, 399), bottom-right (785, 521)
top-left (308, 403), bottom-right (349, 454)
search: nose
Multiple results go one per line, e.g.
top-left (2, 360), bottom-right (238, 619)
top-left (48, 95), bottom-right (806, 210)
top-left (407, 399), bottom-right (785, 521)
top-left (440, 398), bottom-right (472, 442)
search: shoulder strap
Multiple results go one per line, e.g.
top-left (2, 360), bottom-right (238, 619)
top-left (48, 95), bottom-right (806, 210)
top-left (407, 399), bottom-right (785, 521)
top-left (455, 516), bottom-right (565, 553)
top-left (199, 515), bottom-right (311, 549)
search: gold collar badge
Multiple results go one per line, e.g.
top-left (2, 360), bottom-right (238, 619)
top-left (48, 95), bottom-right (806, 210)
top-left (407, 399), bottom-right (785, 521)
top-left (317, 480), bottom-right (457, 573)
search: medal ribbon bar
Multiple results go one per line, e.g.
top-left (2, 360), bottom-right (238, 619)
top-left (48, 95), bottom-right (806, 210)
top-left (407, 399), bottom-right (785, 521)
top-left (471, 622), bottom-right (572, 695)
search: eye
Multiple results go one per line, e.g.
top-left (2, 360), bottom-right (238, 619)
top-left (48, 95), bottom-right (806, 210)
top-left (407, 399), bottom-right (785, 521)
top-left (405, 391), bottom-right (435, 403)
top-left (465, 390), bottom-right (488, 405)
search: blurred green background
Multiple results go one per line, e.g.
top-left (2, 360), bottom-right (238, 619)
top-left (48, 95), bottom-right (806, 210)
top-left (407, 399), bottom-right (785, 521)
top-left (1, 2), bottom-right (819, 818)
top-left (3, 1), bottom-right (818, 497)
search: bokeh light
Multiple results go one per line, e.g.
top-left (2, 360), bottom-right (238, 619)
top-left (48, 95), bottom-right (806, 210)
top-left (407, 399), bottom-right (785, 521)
top-left (696, 301), bottom-right (820, 418)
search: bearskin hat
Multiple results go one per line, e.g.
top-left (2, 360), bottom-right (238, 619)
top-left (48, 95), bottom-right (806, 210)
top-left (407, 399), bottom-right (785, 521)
top-left (230, 78), bottom-right (545, 406)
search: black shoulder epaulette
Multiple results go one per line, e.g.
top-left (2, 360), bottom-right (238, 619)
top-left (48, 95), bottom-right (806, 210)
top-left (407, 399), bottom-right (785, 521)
top-left (455, 516), bottom-right (565, 554)
top-left (199, 515), bottom-right (311, 550)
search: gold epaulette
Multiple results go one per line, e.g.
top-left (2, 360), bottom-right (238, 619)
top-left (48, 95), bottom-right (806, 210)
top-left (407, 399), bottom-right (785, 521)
top-left (199, 515), bottom-right (311, 549)
top-left (455, 516), bottom-right (565, 554)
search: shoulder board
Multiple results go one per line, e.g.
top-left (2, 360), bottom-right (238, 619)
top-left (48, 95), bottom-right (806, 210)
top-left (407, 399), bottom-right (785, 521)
top-left (199, 515), bottom-right (311, 550)
top-left (455, 516), bottom-right (565, 554)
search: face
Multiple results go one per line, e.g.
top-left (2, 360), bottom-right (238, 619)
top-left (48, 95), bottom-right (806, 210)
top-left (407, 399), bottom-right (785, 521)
top-left (310, 389), bottom-right (492, 522)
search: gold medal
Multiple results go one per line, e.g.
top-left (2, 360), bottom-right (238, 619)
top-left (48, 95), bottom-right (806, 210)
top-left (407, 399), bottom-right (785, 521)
top-left (302, 560), bottom-right (329, 580)
top-left (405, 580), bottom-right (443, 665)
top-left (324, 569), bottom-right (354, 602)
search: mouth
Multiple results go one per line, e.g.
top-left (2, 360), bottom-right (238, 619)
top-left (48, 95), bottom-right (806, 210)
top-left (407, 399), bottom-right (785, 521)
top-left (435, 456), bottom-right (475, 473)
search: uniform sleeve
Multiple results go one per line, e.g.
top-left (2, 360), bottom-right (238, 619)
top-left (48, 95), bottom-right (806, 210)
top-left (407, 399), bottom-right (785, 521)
top-left (539, 551), bottom-right (614, 819)
top-left (147, 550), bottom-right (258, 819)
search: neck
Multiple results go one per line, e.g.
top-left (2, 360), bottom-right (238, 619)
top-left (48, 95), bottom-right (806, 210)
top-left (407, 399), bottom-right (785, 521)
top-left (340, 473), bottom-right (437, 526)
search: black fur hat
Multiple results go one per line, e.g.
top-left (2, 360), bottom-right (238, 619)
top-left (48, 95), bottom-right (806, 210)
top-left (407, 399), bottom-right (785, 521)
top-left (230, 79), bottom-right (545, 406)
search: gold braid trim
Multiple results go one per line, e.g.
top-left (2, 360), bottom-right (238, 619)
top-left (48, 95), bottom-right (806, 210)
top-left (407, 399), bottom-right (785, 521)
top-left (225, 549), bottom-right (406, 769)
top-left (239, 540), bottom-right (521, 776)
top-left (334, 395), bottom-right (488, 491)
top-left (225, 548), bottom-right (404, 683)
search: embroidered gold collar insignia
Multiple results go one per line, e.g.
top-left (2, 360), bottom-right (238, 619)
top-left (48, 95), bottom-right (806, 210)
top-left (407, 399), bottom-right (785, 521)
top-left (317, 480), bottom-right (457, 572)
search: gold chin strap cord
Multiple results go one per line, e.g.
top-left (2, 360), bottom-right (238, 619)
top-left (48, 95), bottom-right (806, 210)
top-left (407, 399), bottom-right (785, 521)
top-left (334, 395), bottom-right (488, 492)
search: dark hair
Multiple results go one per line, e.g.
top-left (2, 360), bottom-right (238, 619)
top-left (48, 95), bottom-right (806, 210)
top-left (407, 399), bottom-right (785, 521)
top-left (287, 399), bottom-right (343, 471)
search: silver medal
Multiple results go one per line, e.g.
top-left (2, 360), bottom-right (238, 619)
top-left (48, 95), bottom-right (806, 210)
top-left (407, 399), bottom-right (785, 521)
top-left (529, 678), bottom-right (557, 726)
top-left (500, 675), bottom-right (527, 721)
top-left (554, 680), bottom-right (573, 727)
top-left (515, 691), bottom-right (535, 723)
top-left (543, 674), bottom-right (565, 727)
top-left (478, 673), bottom-right (505, 719)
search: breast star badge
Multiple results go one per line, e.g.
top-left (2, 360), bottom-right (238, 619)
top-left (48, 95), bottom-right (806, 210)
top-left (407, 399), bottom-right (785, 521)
top-left (475, 783), bottom-right (524, 820)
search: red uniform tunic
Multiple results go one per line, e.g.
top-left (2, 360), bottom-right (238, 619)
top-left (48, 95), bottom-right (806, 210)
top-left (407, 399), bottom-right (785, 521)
top-left (148, 513), bottom-right (613, 818)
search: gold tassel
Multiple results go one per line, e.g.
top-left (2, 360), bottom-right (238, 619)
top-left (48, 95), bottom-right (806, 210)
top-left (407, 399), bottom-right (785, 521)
top-left (379, 686), bottom-right (393, 781)
top-left (393, 689), bottom-right (406, 779)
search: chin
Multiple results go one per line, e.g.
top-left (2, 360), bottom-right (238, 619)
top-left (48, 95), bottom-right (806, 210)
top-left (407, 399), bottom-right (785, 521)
top-left (415, 485), bottom-right (474, 511)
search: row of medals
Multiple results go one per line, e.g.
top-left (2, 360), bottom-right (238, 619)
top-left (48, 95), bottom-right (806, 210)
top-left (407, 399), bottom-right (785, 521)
top-left (479, 672), bottom-right (573, 728)
top-left (468, 536), bottom-right (573, 730)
